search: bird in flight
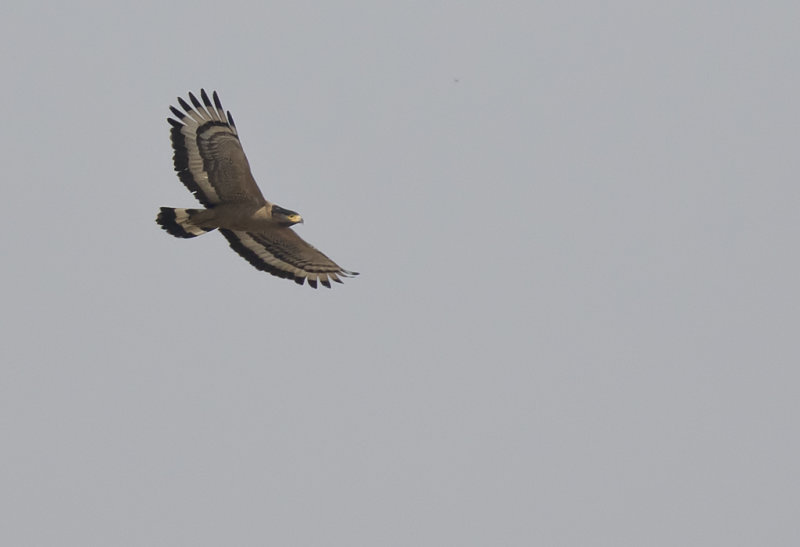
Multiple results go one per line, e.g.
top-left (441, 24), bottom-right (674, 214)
top-left (156, 89), bottom-right (358, 288)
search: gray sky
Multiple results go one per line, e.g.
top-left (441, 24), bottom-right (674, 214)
top-left (2, 1), bottom-right (798, 545)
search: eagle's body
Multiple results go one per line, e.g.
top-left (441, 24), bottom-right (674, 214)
top-left (156, 89), bottom-right (357, 288)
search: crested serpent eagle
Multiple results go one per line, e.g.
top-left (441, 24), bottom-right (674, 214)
top-left (156, 89), bottom-right (358, 288)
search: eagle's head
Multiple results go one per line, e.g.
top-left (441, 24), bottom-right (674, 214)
top-left (272, 205), bottom-right (304, 226)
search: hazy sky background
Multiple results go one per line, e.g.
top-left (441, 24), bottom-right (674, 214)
top-left (2, 1), bottom-right (798, 545)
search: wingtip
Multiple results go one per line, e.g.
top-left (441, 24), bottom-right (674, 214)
top-left (177, 96), bottom-right (192, 112)
top-left (188, 91), bottom-right (201, 108)
top-left (169, 105), bottom-right (185, 119)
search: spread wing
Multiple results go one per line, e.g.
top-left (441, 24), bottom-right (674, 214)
top-left (220, 227), bottom-right (358, 289)
top-left (168, 90), bottom-right (266, 207)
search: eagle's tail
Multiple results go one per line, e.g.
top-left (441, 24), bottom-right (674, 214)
top-left (156, 207), bottom-right (216, 238)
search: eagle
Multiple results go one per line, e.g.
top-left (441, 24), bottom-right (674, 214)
top-left (156, 89), bottom-right (358, 289)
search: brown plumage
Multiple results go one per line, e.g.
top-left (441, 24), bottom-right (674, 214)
top-left (156, 89), bottom-right (358, 289)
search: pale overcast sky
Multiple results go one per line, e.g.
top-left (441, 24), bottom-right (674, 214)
top-left (2, 1), bottom-right (799, 545)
